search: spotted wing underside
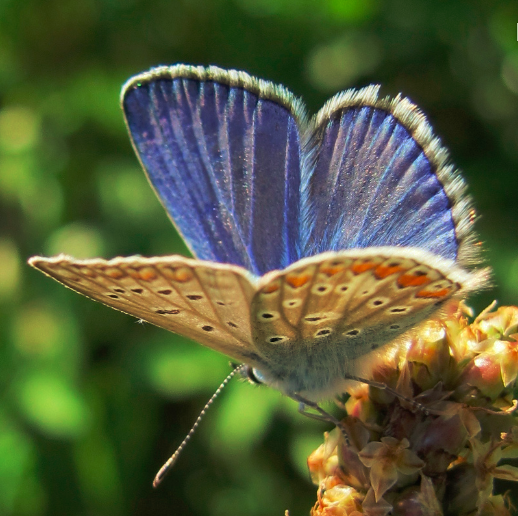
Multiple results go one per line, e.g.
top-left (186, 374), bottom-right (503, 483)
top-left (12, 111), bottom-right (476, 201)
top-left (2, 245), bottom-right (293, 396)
top-left (251, 247), bottom-right (482, 361)
top-left (29, 255), bottom-right (260, 363)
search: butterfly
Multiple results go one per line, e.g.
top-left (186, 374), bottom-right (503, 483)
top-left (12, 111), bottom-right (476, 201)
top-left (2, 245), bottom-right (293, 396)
top-left (29, 64), bottom-right (489, 404)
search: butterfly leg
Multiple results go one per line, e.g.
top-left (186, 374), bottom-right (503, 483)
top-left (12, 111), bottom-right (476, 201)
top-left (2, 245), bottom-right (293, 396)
top-left (344, 374), bottom-right (429, 415)
top-left (290, 394), bottom-right (350, 443)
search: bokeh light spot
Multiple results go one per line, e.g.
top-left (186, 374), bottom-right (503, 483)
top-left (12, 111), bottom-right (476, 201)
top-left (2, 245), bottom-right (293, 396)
top-left (0, 105), bottom-right (40, 153)
top-left (16, 370), bottom-right (89, 438)
top-left (0, 155), bottom-right (36, 201)
top-left (306, 34), bottom-right (381, 92)
top-left (212, 381), bottom-right (277, 453)
top-left (0, 154), bottom-right (64, 224)
top-left (45, 222), bottom-right (105, 258)
top-left (13, 302), bottom-right (73, 358)
top-left (0, 238), bottom-right (20, 299)
top-left (145, 341), bottom-right (229, 399)
top-left (0, 411), bottom-right (45, 515)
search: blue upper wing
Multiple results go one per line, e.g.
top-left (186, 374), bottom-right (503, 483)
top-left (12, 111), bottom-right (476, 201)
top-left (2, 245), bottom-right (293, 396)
top-left (122, 65), bottom-right (305, 276)
top-left (300, 85), bottom-right (474, 265)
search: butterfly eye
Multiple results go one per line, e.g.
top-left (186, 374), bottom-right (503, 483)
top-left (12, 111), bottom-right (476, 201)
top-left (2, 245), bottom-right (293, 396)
top-left (246, 367), bottom-right (266, 385)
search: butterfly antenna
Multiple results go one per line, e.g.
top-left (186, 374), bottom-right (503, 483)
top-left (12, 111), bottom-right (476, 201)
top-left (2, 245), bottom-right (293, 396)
top-left (153, 364), bottom-right (247, 488)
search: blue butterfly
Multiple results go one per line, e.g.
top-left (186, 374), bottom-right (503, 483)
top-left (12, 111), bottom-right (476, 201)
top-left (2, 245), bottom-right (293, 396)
top-left (30, 64), bottom-right (488, 404)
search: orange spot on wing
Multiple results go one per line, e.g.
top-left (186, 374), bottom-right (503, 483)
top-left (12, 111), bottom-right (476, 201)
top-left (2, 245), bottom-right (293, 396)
top-left (262, 282), bottom-right (280, 294)
top-left (173, 267), bottom-right (193, 283)
top-left (68, 263), bottom-right (97, 278)
top-left (160, 266), bottom-right (193, 282)
top-left (106, 268), bottom-right (125, 279)
top-left (352, 261), bottom-right (376, 274)
top-left (139, 267), bottom-right (158, 281)
top-left (320, 264), bottom-right (345, 276)
top-left (416, 287), bottom-right (451, 298)
top-left (374, 265), bottom-right (405, 279)
top-left (286, 272), bottom-right (311, 288)
top-left (398, 274), bottom-right (431, 287)
top-left (81, 268), bottom-right (97, 278)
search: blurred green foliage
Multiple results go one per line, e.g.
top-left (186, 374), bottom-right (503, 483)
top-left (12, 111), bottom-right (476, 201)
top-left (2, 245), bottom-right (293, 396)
top-left (2, 0), bottom-right (518, 514)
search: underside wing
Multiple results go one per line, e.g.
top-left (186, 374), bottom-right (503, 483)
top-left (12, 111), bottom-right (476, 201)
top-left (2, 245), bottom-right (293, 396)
top-left (29, 255), bottom-right (260, 363)
top-left (122, 65), bottom-right (304, 275)
top-left (251, 247), bottom-right (477, 361)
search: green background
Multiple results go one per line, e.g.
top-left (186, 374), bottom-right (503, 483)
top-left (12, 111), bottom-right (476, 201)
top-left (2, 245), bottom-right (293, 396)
top-left (2, 0), bottom-right (518, 515)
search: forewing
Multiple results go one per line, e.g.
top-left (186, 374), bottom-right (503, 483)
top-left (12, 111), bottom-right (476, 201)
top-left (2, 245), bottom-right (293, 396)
top-left (251, 248), bottom-right (485, 358)
top-left (301, 86), bottom-right (477, 266)
top-left (122, 65), bottom-right (305, 275)
top-left (29, 255), bottom-right (260, 363)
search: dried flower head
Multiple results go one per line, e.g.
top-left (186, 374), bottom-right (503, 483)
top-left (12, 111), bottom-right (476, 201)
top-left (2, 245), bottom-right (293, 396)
top-left (308, 305), bottom-right (518, 515)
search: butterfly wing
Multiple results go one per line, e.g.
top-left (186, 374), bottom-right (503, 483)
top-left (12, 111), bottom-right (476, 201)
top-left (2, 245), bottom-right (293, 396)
top-left (250, 247), bottom-right (488, 395)
top-left (301, 86), bottom-right (477, 266)
top-left (122, 65), bottom-right (305, 276)
top-left (29, 255), bottom-right (262, 364)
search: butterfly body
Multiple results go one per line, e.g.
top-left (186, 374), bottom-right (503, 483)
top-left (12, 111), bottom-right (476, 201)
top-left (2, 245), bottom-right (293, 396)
top-left (30, 64), bottom-right (489, 402)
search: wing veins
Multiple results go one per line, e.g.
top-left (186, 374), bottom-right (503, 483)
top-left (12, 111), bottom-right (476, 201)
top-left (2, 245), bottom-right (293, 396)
top-left (296, 266), bottom-right (322, 338)
top-left (247, 99), bottom-right (258, 273)
top-left (350, 119), bottom-right (404, 246)
top-left (190, 267), bottom-right (252, 347)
